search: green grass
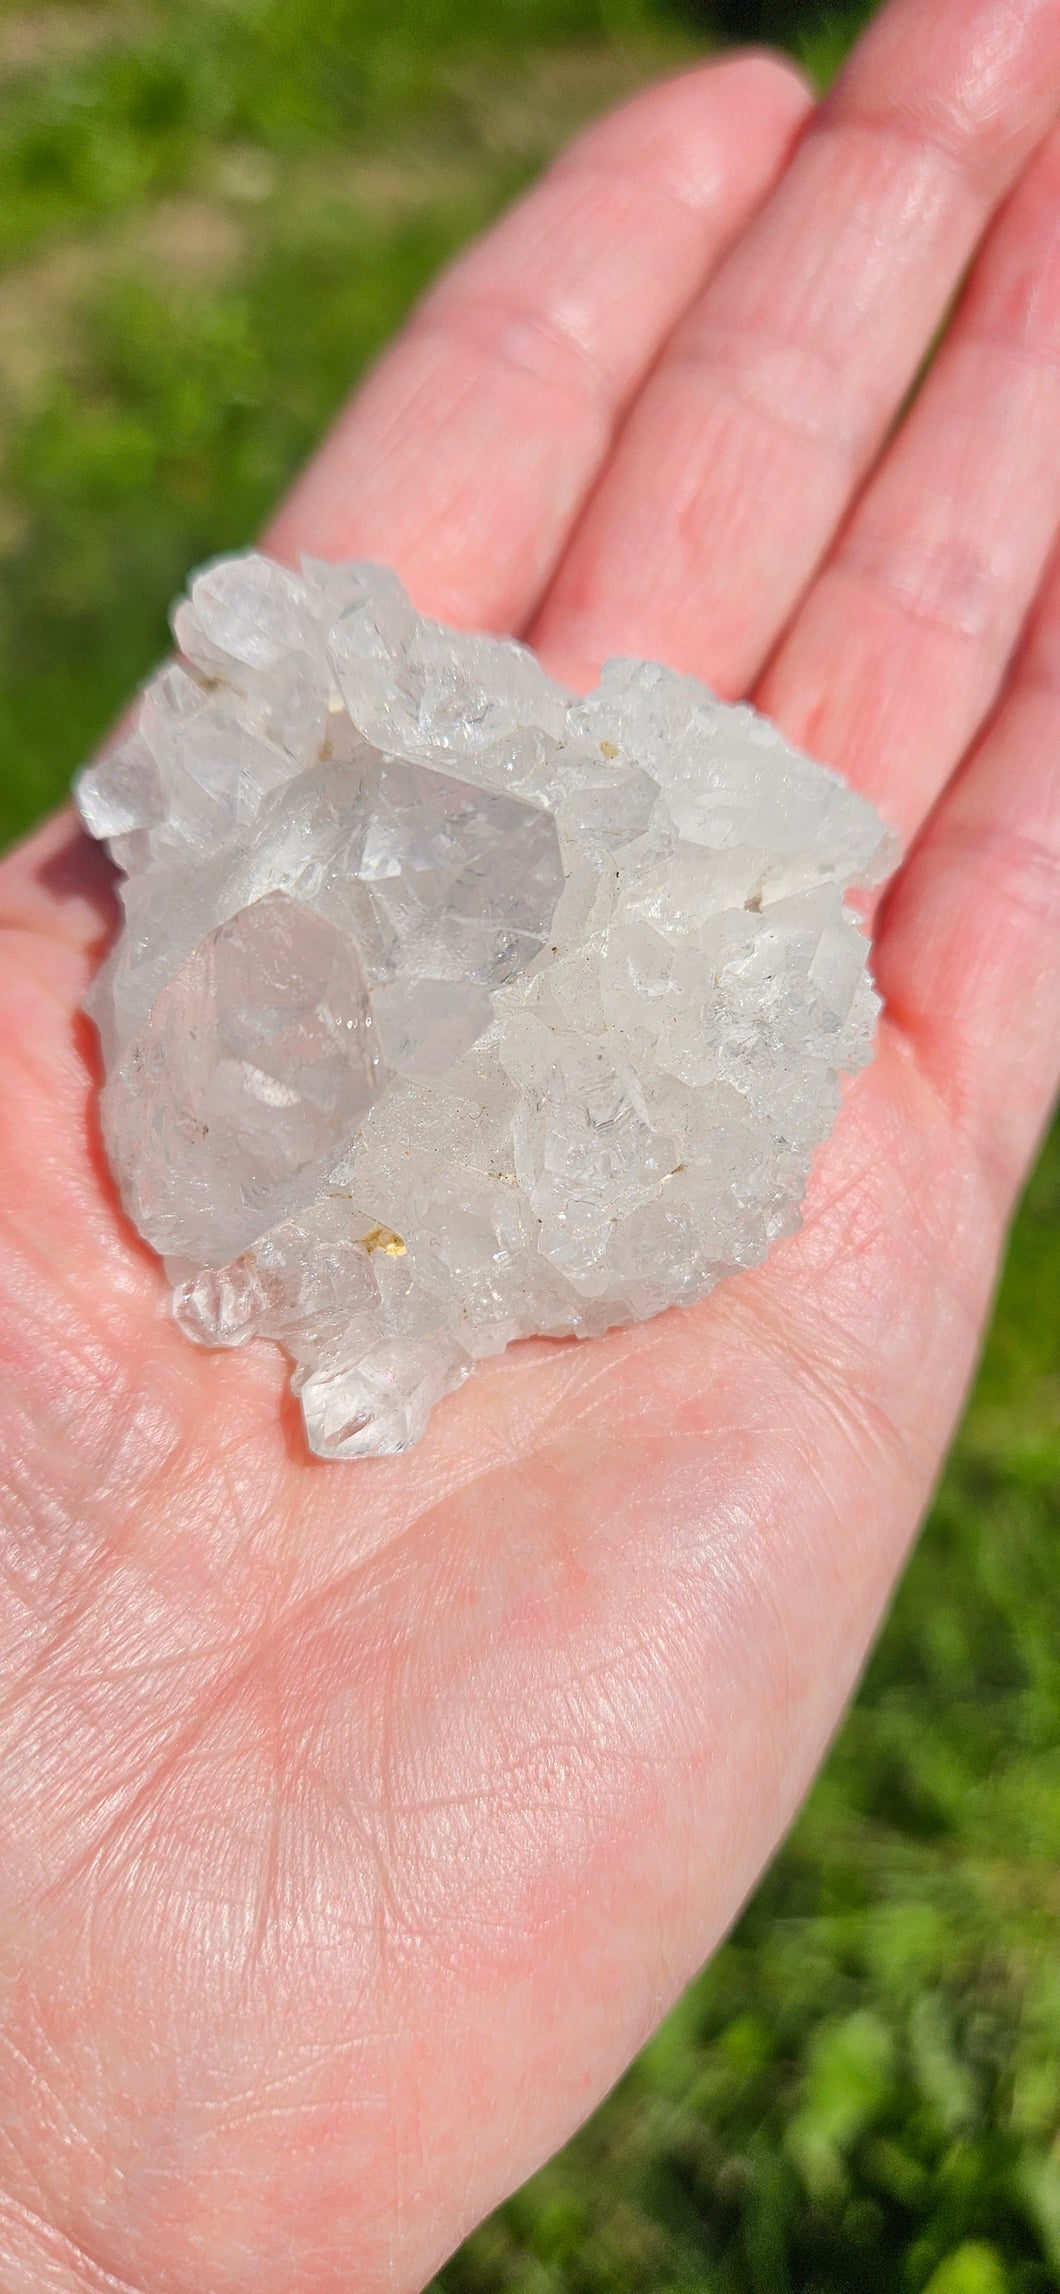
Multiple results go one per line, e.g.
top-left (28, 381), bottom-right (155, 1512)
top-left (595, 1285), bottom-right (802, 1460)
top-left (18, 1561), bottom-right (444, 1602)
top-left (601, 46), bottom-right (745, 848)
top-left (1, 5), bottom-right (1057, 2288)
top-left (0, 0), bottom-right (700, 840)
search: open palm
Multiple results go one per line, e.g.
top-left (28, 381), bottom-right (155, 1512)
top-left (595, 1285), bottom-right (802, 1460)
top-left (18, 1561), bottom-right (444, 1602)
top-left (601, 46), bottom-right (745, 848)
top-left (1, 1), bottom-right (1059, 2286)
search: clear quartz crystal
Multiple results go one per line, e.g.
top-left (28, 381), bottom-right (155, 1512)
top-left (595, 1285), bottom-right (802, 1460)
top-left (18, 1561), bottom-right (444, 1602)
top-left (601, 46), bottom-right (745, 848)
top-left (76, 551), bottom-right (897, 1459)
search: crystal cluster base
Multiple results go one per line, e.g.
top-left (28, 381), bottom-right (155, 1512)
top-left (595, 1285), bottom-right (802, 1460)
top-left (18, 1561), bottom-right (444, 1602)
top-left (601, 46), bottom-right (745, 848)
top-left (76, 552), bottom-right (894, 1459)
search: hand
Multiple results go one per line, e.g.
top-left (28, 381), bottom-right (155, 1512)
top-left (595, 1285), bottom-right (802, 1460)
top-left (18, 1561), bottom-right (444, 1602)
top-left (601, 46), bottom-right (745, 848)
top-left (1, 1), bottom-right (1059, 2285)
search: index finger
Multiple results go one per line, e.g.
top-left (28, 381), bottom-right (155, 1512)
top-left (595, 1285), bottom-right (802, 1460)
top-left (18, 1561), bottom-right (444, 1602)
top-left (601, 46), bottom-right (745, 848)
top-left (265, 53), bottom-right (810, 636)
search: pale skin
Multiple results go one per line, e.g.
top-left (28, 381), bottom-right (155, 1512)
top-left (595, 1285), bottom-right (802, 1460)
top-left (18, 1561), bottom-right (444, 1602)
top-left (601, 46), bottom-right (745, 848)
top-left (0, 0), bottom-right (1059, 2284)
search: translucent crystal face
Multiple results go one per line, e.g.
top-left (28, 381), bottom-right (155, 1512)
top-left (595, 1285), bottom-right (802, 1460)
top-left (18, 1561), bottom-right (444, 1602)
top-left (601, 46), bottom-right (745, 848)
top-left (105, 890), bottom-right (381, 1266)
top-left (76, 552), bottom-right (896, 1461)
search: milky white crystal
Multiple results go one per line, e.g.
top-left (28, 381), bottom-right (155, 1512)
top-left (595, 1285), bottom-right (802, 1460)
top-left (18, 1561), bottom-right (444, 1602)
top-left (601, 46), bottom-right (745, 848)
top-left (76, 551), bottom-right (895, 1459)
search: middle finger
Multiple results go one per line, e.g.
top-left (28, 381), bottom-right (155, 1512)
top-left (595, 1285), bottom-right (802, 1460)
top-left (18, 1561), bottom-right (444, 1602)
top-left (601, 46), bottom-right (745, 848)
top-left (757, 119), bottom-right (1060, 844)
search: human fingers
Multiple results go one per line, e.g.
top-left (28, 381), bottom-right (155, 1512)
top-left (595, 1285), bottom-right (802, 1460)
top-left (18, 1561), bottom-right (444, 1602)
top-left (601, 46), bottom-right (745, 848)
top-left (265, 53), bottom-right (811, 636)
top-left (531, 0), bottom-right (1060, 691)
top-left (874, 539), bottom-right (1060, 1213)
top-left (757, 120), bottom-right (1060, 845)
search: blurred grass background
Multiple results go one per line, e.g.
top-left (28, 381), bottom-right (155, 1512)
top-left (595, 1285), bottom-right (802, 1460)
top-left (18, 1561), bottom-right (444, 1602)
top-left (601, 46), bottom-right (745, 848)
top-left (0, 2), bottom-right (1056, 2288)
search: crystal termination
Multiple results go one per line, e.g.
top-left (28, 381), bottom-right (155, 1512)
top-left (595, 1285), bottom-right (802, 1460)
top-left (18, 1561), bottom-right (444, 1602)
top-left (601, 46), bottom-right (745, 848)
top-left (76, 553), bottom-right (894, 1460)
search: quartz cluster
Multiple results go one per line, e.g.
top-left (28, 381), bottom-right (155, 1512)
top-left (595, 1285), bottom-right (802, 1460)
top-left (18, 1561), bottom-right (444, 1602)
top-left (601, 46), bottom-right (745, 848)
top-left (76, 551), bottom-right (894, 1459)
